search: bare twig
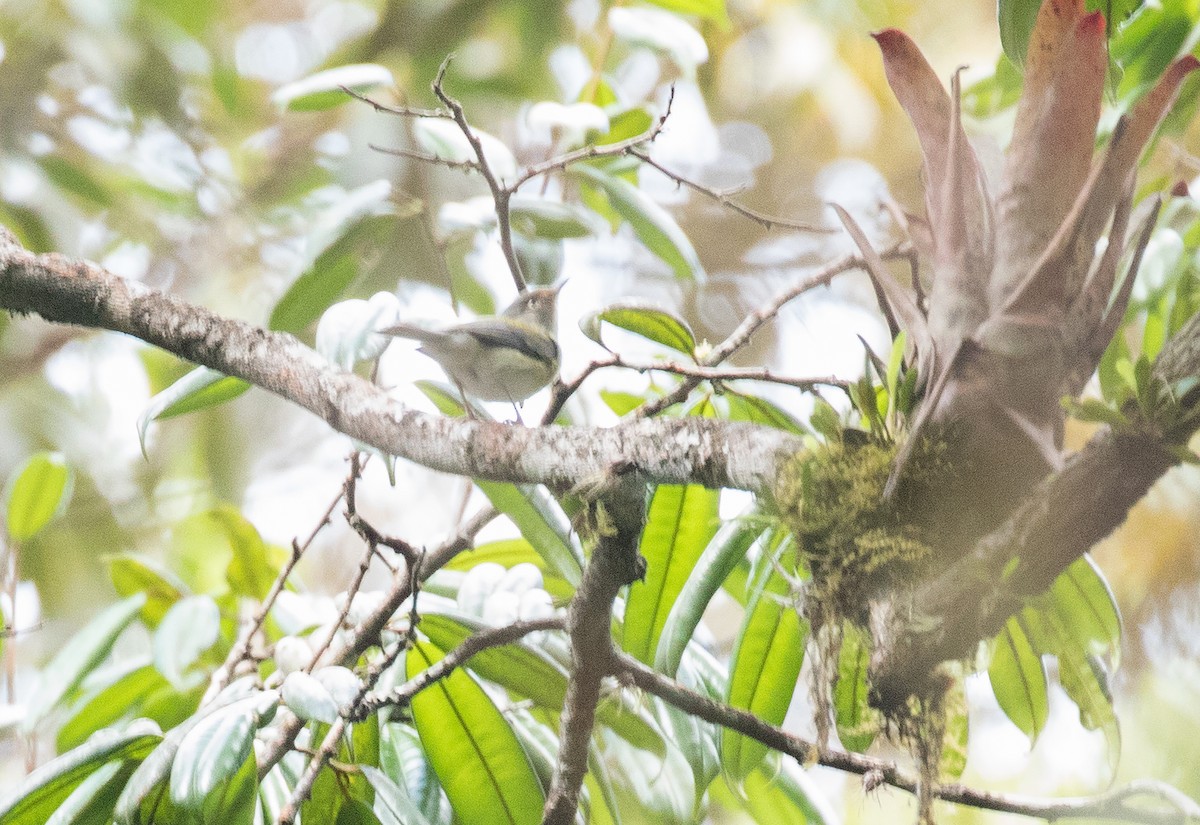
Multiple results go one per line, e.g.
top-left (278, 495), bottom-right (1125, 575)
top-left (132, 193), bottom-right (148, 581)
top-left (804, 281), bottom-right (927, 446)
top-left (636, 243), bottom-right (911, 417)
top-left (368, 142), bottom-right (479, 173)
top-left (337, 85), bottom-right (450, 119)
top-left (615, 653), bottom-right (1200, 824)
top-left (627, 147), bottom-right (836, 234)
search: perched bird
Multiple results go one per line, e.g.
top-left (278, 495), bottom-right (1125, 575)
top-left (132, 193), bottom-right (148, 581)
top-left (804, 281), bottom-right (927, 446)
top-left (380, 285), bottom-right (562, 403)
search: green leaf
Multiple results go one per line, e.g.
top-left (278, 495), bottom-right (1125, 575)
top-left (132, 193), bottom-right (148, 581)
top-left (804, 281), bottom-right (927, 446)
top-left (723, 392), bottom-right (808, 434)
top-left (572, 164), bottom-right (706, 281)
top-left (272, 64), bottom-right (395, 111)
top-left (720, 762), bottom-right (835, 825)
top-left (37, 156), bottom-right (114, 209)
top-left (24, 595), bottom-right (147, 730)
top-left (1061, 397), bottom-right (1130, 428)
top-left (407, 641), bottom-right (544, 825)
top-left (989, 614), bottom-right (1048, 739)
top-left (153, 595), bottom-right (221, 690)
top-left (579, 303), bottom-right (697, 356)
top-left (1046, 555), bottom-right (1122, 666)
top-left (269, 211), bottom-right (398, 335)
top-left (5, 451), bottom-right (72, 542)
top-left (57, 663), bottom-right (170, 753)
top-left (441, 539), bottom-right (573, 601)
top-left (169, 690), bottom-right (278, 813)
top-left (623, 485), bottom-right (720, 663)
top-left (998, 0), bottom-right (1043, 67)
top-left (44, 758), bottom-right (138, 825)
top-left (105, 554), bottom-right (189, 629)
top-left (509, 197), bottom-right (604, 240)
top-left (475, 482), bottom-right (584, 587)
top-left (722, 562), bottom-right (805, 781)
top-left (642, 0), bottom-right (729, 24)
top-left (598, 108), bottom-right (654, 145)
top-left (0, 720), bottom-right (159, 823)
top-left (655, 519), bottom-right (770, 677)
top-left (137, 367), bottom-right (250, 453)
top-left (808, 397), bottom-right (842, 442)
top-left (360, 766), bottom-right (433, 825)
top-left (599, 389), bottom-right (648, 417)
top-left (834, 623), bottom-right (876, 753)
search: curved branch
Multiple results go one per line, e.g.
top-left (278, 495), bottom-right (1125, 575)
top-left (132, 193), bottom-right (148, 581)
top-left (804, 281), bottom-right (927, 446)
top-left (0, 227), bottom-right (797, 494)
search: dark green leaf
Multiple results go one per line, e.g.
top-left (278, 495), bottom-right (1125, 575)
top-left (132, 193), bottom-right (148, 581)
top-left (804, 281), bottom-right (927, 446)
top-left (579, 303), bottom-right (697, 356)
top-left (834, 623), bottom-right (876, 753)
top-left (509, 197), bottom-right (604, 240)
top-left (407, 641), bottom-right (544, 825)
top-left (623, 485), bottom-right (720, 663)
top-left (572, 164), bottom-right (706, 281)
top-left (5, 452), bottom-right (72, 542)
top-left (57, 663), bottom-right (170, 753)
top-left (989, 614), bottom-right (1048, 739)
top-left (723, 392), bottom-right (808, 434)
top-left (137, 368), bottom-right (251, 453)
top-left (998, 0), bottom-right (1043, 67)
top-left (722, 561), bottom-right (805, 780)
top-left (0, 720), bottom-right (160, 824)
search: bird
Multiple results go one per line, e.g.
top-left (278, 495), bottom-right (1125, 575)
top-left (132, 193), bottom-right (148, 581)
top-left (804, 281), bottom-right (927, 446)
top-left (379, 284), bottom-right (562, 404)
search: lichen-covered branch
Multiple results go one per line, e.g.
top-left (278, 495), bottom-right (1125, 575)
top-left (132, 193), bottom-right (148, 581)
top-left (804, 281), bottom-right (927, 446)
top-left (0, 227), bottom-right (796, 494)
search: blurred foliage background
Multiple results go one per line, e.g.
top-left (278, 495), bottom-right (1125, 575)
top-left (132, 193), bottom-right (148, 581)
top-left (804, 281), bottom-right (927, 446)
top-left (3, 0), bottom-right (1200, 822)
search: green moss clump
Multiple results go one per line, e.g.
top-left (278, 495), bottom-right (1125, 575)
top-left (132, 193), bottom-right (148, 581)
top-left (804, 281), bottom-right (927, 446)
top-left (774, 438), bottom-right (944, 618)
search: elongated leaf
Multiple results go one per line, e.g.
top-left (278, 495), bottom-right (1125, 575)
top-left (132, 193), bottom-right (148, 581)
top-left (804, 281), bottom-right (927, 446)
top-left (573, 164), bottom-right (706, 281)
top-left (57, 663), bottom-right (170, 753)
top-left (269, 211), bottom-right (398, 335)
top-left (655, 519), bottom-right (769, 676)
top-left (137, 367), bottom-right (250, 452)
top-left (623, 485), bottom-right (720, 663)
top-left (105, 554), bottom-right (188, 629)
top-left (272, 64), bottom-right (394, 111)
top-left (989, 613), bottom-right (1048, 739)
top-left (407, 641), bottom-right (544, 825)
top-left (45, 758), bottom-right (138, 825)
top-left (579, 303), bottom-right (697, 356)
top-left (25, 595), bottom-right (147, 730)
top-left (729, 762), bottom-right (836, 825)
top-left (476, 482), bottom-right (584, 587)
top-left (1045, 555), bottom-right (1121, 666)
top-left (510, 197), bottom-right (604, 240)
top-left (723, 393), bottom-right (807, 434)
top-left (362, 766), bottom-right (433, 825)
top-left (833, 623), bottom-right (876, 753)
top-left (5, 452), bottom-right (72, 542)
top-left (722, 563), bottom-right (805, 781)
top-left (169, 690), bottom-right (279, 811)
top-left (153, 595), bottom-right (221, 690)
top-left (0, 720), bottom-right (161, 823)
top-left (998, 0), bottom-right (1044, 67)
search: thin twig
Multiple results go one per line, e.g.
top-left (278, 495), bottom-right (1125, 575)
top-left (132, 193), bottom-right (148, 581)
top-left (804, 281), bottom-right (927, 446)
top-left (615, 652), bottom-right (1200, 824)
top-left (636, 242), bottom-right (910, 417)
top-left (628, 147), bottom-right (836, 234)
top-left (509, 87), bottom-right (676, 191)
top-left (338, 85), bottom-right (450, 119)
top-left (368, 143), bottom-right (479, 173)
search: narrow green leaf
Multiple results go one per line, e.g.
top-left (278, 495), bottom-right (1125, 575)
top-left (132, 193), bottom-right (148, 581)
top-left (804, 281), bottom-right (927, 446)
top-left (37, 156), bottom-right (114, 208)
top-left (623, 485), bottom-right (720, 663)
top-left (25, 595), bottom-right (147, 730)
top-left (572, 164), bottom-right (706, 281)
top-left (1046, 555), bottom-right (1122, 666)
top-left (269, 212), bottom-right (397, 334)
top-left (105, 554), bottom-right (189, 629)
top-left (989, 614), bottom-right (1048, 739)
top-left (834, 623), bottom-right (876, 753)
top-left (509, 197), bottom-right (604, 240)
top-left (722, 563), bottom-right (805, 781)
top-left (407, 641), bottom-right (544, 825)
top-left (655, 519), bottom-right (769, 677)
top-left (723, 393), bottom-right (808, 434)
top-left (475, 482), bottom-right (584, 587)
top-left (600, 389), bottom-right (648, 417)
top-left (45, 758), bottom-right (137, 825)
top-left (361, 766), bottom-right (433, 825)
top-left (137, 367), bottom-right (250, 452)
top-left (57, 663), bottom-right (170, 753)
top-left (5, 452), bottom-right (72, 542)
top-left (272, 64), bottom-right (394, 111)
top-left (722, 763), bottom-right (836, 825)
top-left (0, 720), bottom-right (161, 824)
top-left (169, 690), bottom-right (279, 811)
top-left (579, 303), bottom-right (697, 356)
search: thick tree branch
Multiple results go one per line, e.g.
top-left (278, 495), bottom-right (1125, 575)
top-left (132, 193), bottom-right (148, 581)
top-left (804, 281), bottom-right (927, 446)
top-left (0, 228), bottom-right (796, 494)
top-left (543, 474), bottom-right (647, 825)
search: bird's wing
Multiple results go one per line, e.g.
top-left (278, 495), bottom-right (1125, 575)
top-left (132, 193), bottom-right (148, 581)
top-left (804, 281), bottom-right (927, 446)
top-left (459, 320), bottom-right (559, 362)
